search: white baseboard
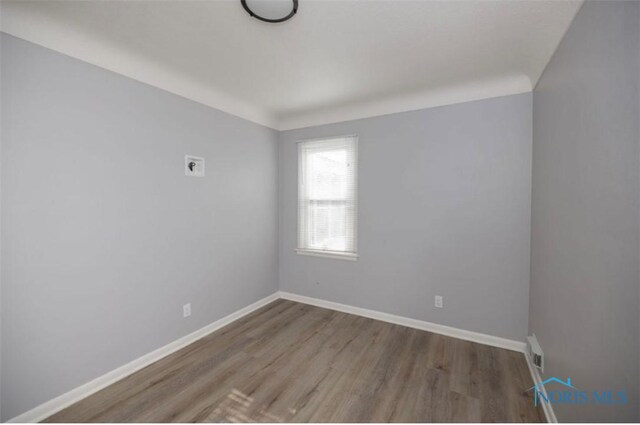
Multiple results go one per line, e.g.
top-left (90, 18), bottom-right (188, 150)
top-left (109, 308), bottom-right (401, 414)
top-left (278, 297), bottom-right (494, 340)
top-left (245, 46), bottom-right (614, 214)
top-left (278, 291), bottom-right (527, 353)
top-left (7, 292), bottom-right (280, 423)
top-left (524, 352), bottom-right (557, 423)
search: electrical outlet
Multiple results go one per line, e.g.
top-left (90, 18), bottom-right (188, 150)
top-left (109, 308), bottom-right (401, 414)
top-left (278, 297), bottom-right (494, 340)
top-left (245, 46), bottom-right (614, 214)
top-left (183, 303), bottom-right (191, 318)
top-left (435, 296), bottom-right (443, 308)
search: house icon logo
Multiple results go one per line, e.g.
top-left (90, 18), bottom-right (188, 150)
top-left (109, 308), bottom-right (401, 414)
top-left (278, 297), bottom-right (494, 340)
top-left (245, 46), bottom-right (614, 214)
top-left (528, 377), bottom-right (628, 406)
top-left (528, 377), bottom-right (576, 406)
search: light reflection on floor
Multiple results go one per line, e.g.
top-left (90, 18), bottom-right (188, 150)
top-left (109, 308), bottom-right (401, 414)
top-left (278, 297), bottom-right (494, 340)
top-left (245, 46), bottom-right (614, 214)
top-left (212, 388), bottom-right (284, 422)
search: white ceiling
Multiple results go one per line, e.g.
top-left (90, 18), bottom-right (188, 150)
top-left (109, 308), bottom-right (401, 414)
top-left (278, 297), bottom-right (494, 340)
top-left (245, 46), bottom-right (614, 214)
top-left (1, 0), bottom-right (582, 130)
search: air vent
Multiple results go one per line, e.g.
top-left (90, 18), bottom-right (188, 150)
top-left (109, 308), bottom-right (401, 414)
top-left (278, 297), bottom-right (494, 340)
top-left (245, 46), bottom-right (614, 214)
top-left (527, 334), bottom-right (544, 373)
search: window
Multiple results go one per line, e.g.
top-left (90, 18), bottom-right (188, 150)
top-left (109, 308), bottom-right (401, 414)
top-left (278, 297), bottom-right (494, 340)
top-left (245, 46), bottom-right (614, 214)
top-left (297, 136), bottom-right (358, 260)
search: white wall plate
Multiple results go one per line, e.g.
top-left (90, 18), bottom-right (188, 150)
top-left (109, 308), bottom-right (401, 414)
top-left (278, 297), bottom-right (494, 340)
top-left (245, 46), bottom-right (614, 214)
top-left (185, 155), bottom-right (205, 177)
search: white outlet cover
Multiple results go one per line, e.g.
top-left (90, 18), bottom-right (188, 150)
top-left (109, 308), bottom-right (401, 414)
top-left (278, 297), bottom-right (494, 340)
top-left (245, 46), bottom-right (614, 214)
top-left (435, 296), bottom-right (443, 308)
top-left (183, 303), bottom-right (191, 317)
top-left (185, 155), bottom-right (205, 177)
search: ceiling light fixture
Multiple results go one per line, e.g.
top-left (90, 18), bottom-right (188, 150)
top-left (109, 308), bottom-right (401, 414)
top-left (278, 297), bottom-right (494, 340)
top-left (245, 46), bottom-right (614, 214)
top-left (241, 0), bottom-right (298, 23)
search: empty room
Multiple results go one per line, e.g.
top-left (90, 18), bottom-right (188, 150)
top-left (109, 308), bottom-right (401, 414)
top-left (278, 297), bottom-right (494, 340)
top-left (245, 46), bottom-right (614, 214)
top-left (0, 0), bottom-right (638, 423)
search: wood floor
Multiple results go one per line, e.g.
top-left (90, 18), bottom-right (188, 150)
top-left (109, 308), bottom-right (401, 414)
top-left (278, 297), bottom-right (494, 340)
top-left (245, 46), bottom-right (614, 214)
top-left (46, 300), bottom-right (544, 423)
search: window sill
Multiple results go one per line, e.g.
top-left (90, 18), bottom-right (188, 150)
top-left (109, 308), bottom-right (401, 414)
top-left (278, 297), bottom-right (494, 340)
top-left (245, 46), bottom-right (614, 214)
top-left (295, 249), bottom-right (359, 261)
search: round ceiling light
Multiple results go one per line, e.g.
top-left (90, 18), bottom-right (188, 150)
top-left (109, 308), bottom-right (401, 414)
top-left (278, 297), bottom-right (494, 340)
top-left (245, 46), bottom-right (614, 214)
top-left (241, 0), bottom-right (298, 23)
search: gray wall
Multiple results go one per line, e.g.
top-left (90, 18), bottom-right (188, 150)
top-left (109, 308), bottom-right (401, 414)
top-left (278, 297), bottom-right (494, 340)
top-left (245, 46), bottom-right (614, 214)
top-left (5, 2), bottom-right (640, 421)
top-left (530, 1), bottom-right (639, 422)
top-left (278, 93), bottom-right (533, 341)
top-left (0, 34), bottom-right (279, 421)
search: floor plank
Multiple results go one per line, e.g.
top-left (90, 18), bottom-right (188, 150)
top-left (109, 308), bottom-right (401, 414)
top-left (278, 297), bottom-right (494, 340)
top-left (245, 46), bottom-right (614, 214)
top-left (45, 300), bottom-right (544, 423)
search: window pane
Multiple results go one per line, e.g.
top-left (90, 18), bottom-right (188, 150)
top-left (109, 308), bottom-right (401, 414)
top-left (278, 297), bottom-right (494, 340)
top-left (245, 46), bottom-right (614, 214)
top-left (308, 201), bottom-right (349, 251)
top-left (307, 149), bottom-right (348, 200)
top-left (298, 136), bottom-right (357, 255)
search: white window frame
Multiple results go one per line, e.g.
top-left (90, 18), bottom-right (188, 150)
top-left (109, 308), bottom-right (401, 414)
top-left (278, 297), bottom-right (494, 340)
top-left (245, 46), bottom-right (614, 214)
top-left (296, 135), bottom-right (358, 261)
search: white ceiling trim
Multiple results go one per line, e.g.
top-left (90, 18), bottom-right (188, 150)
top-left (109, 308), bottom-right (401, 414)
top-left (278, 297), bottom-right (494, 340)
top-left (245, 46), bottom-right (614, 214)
top-left (1, 15), bottom-right (532, 132)
top-left (2, 1), bottom-right (574, 132)
top-left (277, 74), bottom-right (532, 131)
top-left (0, 5), bottom-right (278, 129)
